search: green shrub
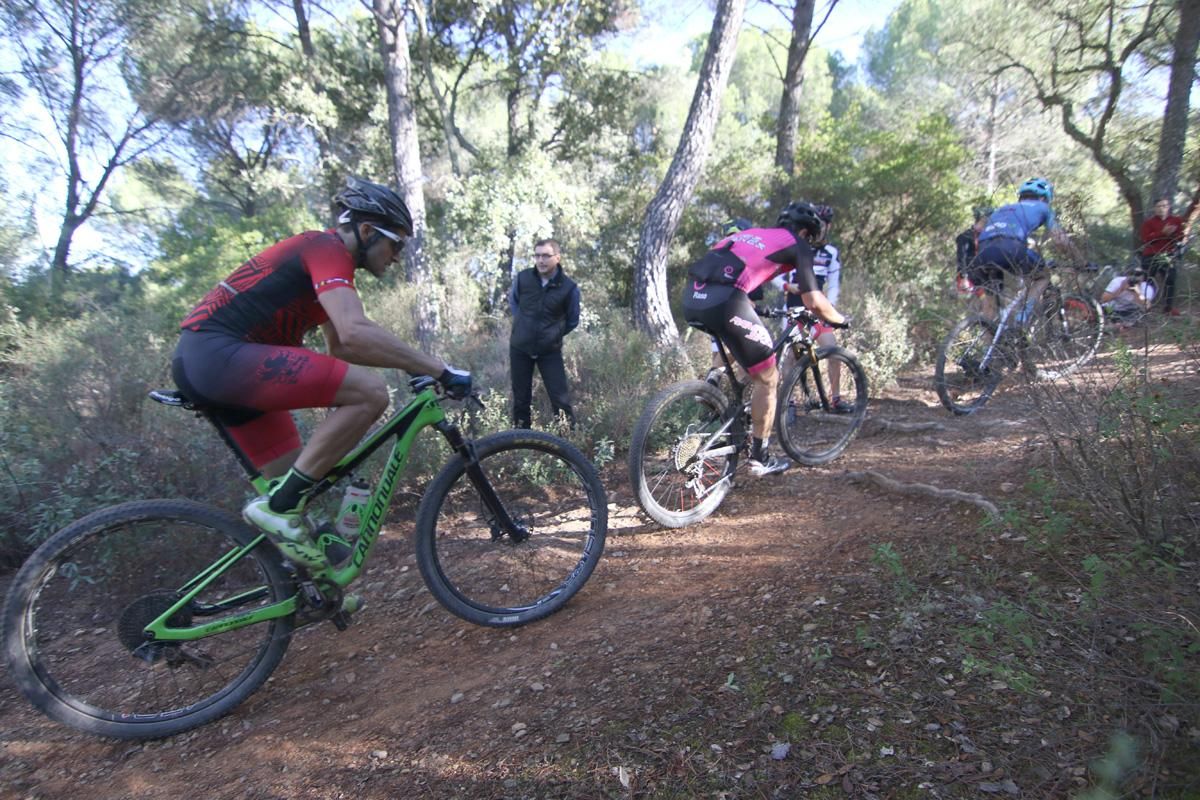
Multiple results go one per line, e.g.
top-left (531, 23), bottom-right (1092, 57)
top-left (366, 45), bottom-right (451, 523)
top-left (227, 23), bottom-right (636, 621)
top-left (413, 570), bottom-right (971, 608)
top-left (840, 291), bottom-right (915, 392)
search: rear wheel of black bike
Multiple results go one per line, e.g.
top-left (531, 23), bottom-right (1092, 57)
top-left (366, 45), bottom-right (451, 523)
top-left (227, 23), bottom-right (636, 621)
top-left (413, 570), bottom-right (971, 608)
top-left (415, 430), bottom-right (607, 628)
top-left (2, 500), bottom-right (295, 739)
top-left (1030, 292), bottom-right (1104, 380)
top-left (775, 346), bottom-right (869, 465)
top-left (935, 317), bottom-right (1011, 415)
top-left (628, 380), bottom-right (736, 529)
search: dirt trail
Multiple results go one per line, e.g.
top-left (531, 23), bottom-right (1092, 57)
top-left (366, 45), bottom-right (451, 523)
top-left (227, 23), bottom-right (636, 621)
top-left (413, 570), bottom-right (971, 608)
top-left (0, 360), bottom-right (1192, 799)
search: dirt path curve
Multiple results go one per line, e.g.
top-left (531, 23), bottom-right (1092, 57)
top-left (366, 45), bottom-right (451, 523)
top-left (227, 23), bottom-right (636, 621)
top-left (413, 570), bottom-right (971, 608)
top-left (0, 369), bottom-right (1088, 799)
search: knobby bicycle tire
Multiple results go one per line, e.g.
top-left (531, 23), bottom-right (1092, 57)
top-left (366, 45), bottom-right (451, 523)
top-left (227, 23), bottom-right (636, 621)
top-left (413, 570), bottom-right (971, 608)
top-left (775, 346), bottom-right (869, 465)
top-left (628, 380), bottom-right (736, 529)
top-left (2, 499), bottom-right (295, 740)
top-left (935, 317), bottom-right (1011, 415)
top-left (414, 430), bottom-right (608, 627)
top-left (1031, 293), bottom-right (1104, 380)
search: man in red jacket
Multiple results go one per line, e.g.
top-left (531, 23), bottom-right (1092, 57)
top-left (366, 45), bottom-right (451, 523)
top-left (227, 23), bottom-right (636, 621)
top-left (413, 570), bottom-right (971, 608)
top-left (1140, 197), bottom-right (1186, 316)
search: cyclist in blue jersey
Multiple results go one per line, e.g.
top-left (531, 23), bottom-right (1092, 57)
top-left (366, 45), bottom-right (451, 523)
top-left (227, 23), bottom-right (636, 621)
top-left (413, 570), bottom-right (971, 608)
top-left (971, 178), bottom-right (1078, 319)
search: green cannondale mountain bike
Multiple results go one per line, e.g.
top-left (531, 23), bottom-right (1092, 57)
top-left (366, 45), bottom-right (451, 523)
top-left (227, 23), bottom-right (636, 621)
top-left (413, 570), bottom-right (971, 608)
top-left (3, 376), bottom-right (607, 740)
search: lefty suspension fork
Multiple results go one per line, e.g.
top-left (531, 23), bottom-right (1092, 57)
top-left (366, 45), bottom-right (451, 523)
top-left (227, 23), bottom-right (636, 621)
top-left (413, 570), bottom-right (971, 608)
top-left (436, 421), bottom-right (530, 543)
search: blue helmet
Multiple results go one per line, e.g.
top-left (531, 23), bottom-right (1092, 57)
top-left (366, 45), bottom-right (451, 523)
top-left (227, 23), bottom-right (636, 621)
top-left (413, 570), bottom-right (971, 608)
top-left (1018, 177), bottom-right (1053, 202)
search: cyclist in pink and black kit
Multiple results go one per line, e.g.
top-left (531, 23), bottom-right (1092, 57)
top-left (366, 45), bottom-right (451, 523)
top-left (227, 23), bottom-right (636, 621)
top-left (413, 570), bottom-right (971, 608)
top-left (173, 178), bottom-right (471, 570)
top-left (683, 201), bottom-right (847, 477)
top-left (781, 204), bottom-right (852, 413)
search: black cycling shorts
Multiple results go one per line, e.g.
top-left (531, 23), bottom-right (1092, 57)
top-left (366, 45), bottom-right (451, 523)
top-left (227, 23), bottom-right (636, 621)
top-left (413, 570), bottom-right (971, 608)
top-left (682, 282), bottom-right (776, 375)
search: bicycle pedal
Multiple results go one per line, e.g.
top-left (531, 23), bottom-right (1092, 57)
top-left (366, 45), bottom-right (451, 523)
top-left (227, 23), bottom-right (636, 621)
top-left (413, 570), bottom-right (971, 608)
top-left (299, 581), bottom-right (326, 609)
top-left (329, 611), bottom-right (352, 631)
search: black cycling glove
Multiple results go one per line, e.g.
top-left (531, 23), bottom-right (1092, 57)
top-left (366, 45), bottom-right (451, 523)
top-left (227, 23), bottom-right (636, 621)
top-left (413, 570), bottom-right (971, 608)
top-left (438, 366), bottom-right (472, 399)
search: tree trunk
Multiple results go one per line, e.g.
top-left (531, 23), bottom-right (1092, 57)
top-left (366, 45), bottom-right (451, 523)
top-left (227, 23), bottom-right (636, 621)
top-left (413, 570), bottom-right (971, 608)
top-left (291, 0), bottom-right (315, 57)
top-left (985, 80), bottom-right (999, 195)
top-left (773, 0), bottom-right (815, 179)
top-left (1150, 0), bottom-right (1200, 205)
top-left (374, 0), bottom-right (438, 348)
top-left (632, 0), bottom-right (747, 350)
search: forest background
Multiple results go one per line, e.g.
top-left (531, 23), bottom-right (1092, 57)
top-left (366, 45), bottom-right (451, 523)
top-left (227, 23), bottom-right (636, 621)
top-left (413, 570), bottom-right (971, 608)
top-left (0, 0), bottom-right (1197, 560)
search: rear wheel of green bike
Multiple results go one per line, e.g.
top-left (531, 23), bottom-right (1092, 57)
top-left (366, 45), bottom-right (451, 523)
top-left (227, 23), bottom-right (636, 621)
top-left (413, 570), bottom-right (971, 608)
top-left (935, 317), bottom-right (1010, 415)
top-left (415, 430), bottom-right (608, 628)
top-left (775, 346), bottom-right (869, 465)
top-left (628, 380), bottom-right (736, 529)
top-left (2, 500), bottom-right (295, 739)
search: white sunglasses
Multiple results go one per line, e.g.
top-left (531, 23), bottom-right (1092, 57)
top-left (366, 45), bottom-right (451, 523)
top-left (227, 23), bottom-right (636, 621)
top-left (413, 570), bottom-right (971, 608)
top-left (370, 225), bottom-right (406, 252)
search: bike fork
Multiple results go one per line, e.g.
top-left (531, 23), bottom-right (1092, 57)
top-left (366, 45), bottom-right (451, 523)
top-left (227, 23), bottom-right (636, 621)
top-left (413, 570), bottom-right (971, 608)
top-left (438, 422), bottom-right (529, 543)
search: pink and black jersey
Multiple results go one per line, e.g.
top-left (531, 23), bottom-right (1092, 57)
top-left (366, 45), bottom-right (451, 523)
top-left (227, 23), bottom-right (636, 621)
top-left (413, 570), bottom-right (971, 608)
top-left (687, 227), bottom-right (818, 296)
top-left (181, 230), bottom-right (356, 345)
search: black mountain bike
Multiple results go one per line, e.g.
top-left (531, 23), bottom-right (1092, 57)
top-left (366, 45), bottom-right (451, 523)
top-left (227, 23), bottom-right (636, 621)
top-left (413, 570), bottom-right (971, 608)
top-left (3, 376), bottom-right (607, 739)
top-left (628, 307), bottom-right (867, 528)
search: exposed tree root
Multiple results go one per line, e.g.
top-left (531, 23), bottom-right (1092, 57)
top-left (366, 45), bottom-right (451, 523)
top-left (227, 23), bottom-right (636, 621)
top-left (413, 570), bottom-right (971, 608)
top-left (844, 469), bottom-right (1000, 519)
top-left (860, 418), bottom-right (946, 438)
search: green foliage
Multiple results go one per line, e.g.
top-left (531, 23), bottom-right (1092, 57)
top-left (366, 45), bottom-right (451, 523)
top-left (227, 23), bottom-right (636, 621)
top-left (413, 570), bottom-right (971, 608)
top-left (870, 542), bottom-right (916, 599)
top-left (0, 303), bottom-right (241, 564)
top-left (840, 290), bottom-right (915, 391)
top-left (145, 202), bottom-right (323, 319)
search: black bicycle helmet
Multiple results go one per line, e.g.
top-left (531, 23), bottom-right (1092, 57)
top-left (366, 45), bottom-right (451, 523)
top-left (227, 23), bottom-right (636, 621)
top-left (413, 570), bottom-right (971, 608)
top-left (776, 201), bottom-right (823, 238)
top-left (334, 177), bottom-right (413, 235)
top-left (813, 204), bottom-right (834, 224)
top-left (720, 217), bottom-right (753, 237)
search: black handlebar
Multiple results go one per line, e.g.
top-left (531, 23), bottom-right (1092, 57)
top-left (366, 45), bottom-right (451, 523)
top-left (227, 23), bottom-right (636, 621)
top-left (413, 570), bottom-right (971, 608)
top-left (756, 306), bottom-right (850, 329)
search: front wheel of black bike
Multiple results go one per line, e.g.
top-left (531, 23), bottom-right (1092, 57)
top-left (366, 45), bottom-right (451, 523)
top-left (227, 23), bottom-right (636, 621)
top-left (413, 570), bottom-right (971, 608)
top-left (775, 346), bottom-right (869, 465)
top-left (2, 500), bottom-right (296, 740)
top-left (935, 317), bottom-right (1009, 415)
top-left (414, 430), bottom-right (608, 628)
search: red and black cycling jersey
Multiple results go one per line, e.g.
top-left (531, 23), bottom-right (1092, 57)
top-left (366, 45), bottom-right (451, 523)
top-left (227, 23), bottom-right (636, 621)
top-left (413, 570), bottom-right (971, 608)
top-left (180, 231), bottom-right (356, 345)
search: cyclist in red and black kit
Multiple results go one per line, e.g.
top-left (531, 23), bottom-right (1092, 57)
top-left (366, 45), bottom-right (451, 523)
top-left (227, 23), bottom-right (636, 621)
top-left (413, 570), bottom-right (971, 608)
top-left (682, 201), bottom-right (847, 477)
top-left (172, 178), bottom-right (471, 570)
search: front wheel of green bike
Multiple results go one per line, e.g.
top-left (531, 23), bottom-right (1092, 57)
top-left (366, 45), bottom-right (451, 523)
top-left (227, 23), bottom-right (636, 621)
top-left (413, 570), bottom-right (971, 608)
top-left (414, 430), bottom-right (608, 628)
top-left (628, 380), bottom-right (736, 529)
top-left (2, 500), bottom-right (296, 740)
top-left (775, 346), bottom-right (869, 465)
top-left (934, 317), bottom-right (1009, 415)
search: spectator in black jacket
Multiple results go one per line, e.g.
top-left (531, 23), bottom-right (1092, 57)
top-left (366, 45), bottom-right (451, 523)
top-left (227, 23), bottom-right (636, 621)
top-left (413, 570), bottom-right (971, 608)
top-left (508, 238), bottom-right (581, 428)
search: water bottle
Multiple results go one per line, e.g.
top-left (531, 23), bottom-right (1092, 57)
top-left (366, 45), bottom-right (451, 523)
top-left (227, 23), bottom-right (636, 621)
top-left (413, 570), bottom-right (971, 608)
top-left (336, 478), bottom-right (372, 539)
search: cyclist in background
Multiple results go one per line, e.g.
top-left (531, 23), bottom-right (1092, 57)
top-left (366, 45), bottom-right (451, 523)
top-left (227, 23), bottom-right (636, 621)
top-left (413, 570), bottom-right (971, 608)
top-left (172, 178), bottom-right (472, 570)
top-left (683, 202), bottom-right (846, 477)
top-left (780, 204), bottom-right (852, 412)
top-left (972, 178), bottom-right (1078, 320)
top-left (956, 206), bottom-right (992, 275)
